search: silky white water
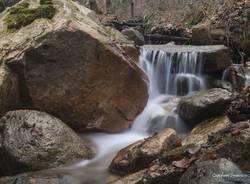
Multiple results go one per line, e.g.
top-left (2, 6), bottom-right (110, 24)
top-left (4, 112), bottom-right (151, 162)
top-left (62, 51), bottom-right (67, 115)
top-left (56, 45), bottom-right (207, 184)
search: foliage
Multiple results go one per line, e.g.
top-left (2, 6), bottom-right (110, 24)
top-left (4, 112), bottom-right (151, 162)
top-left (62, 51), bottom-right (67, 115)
top-left (182, 3), bottom-right (213, 28)
top-left (4, 0), bottom-right (56, 30)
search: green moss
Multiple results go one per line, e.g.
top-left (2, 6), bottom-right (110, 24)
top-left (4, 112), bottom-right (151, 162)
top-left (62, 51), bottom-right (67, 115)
top-left (4, 0), bottom-right (56, 30)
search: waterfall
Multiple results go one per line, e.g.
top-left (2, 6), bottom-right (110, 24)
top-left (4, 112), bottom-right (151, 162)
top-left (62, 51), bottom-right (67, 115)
top-left (139, 47), bottom-right (205, 98)
top-left (58, 44), bottom-right (208, 184)
top-left (132, 45), bottom-right (206, 135)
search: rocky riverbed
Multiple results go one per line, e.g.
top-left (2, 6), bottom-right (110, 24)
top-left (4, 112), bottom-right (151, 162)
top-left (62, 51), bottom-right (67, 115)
top-left (0, 0), bottom-right (250, 184)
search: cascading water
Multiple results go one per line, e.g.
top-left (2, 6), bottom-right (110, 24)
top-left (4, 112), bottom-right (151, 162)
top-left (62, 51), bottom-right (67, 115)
top-left (139, 47), bottom-right (205, 98)
top-left (132, 45), bottom-right (206, 135)
top-left (54, 44), bottom-right (207, 184)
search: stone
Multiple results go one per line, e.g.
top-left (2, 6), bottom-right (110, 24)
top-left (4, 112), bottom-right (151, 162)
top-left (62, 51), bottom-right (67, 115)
top-left (226, 94), bottom-right (250, 123)
top-left (0, 110), bottom-right (95, 176)
top-left (182, 116), bottom-right (232, 145)
top-left (142, 44), bottom-right (232, 72)
top-left (110, 164), bottom-right (184, 184)
top-left (177, 88), bottom-right (233, 125)
top-left (0, 0), bottom-right (148, 133)
top-left (206, 121), bottom-right (250, 171)
top-left (222, 65), bottom-right (246, 91)
top-left (179, 159), bottom-right (250, 184)
top-left (0, 172), bottom-right (73, 184)
top-left (0, 64), bottom-right (20, 117)
top-left (192, 22), bottom-right (212, 45)
top-left (109, 128), bottom-right (180, 175)
top-left (121, 28), bottom-right (144, 46)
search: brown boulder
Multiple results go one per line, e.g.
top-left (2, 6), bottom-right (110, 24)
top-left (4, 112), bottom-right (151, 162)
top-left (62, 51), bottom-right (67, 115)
top-left (177, 88), bottom-right (233, 125)
top-left (182, 116), bottom-right (232, 145)
top-left (109, 128), bottom-right (181, 175)
top-left (110, 164), bottom-right (184, 184)
top-left (0, 0), bottom-right (148, 133)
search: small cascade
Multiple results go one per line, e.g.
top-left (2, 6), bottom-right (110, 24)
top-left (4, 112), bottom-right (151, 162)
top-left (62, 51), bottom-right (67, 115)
top-left (133, 45), bottom-right (207, 135)
top-left (140, 47), bottom-right (205, 98)
top-left (59, 44), bottom-right (213, 184)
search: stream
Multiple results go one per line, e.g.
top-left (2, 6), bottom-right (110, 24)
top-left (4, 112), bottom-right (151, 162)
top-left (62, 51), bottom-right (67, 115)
top-left (56, 44), bottom-right (226, 183)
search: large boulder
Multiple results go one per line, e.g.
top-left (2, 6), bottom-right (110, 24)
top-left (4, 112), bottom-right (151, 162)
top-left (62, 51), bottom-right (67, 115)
top-left (179, 159), bottom-right (249, 184)
top-left (0, 0), bottom-right (148, 133)
top-left (110, 128), bottom-right (181, 175)
top-left (182, 116), bottom-right (231, 145)
top-left (0, 110), bottom-right (95, 176)
top-left (0, 64), bottom-right (20, 117)
top-left (177, 88), bottom-right (233, 124)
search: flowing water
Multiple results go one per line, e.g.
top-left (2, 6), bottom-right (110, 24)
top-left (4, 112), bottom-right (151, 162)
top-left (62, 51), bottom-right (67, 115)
top-left (58, 45), bottom-right (208, 183)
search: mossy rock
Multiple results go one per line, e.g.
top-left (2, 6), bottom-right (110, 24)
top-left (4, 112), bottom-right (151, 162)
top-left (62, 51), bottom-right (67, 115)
top-left (4, 0), bottom-right (56, 29)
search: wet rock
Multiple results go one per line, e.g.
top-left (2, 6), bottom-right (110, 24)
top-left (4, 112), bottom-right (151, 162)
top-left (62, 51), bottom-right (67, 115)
top-left (192, 22), bottom-right (212, 45)
top-left (0, 64), bottom-right (20, 117)
top-left (110, 164), bottom-right (184, 184)
top-left (179, 159), bottom-right (250, 184)
top-left (177, 88), bottom-right (233, 125)
top-left (160, 121), bottom-right (250, 172)
top-left (0, 0), bottom-right (148, 133)
top-left (222, 65), bottom-right (246, 92)
top-left (226, 94), bottom-right (250, 123)
top-left (110, 128), bottom-right (181, 175)
top-left (142, 44), bottom-right (232, 72)
top-left (205, 121), bottom-right (250, 171)
top-left (0, 171), bottom-right (73, 184)
top-left (0, 110), bottom-right (95, 176)
top-left (182, 116), bottom-right (232, 145)
top-left (121, 28), bottom-right (144, 46)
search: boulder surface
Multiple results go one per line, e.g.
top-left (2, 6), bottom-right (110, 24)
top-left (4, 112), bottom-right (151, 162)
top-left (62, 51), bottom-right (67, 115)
top-left (0, 110), bottom-right (95, 176)
top-left (177, 88), bottom-right (232, 124)
top-left (0, 0), bottom-right (148, 133)
top-left (110, 128), bottom-right (180, 175)
top-left (180, 159), bottom-right (249, 184)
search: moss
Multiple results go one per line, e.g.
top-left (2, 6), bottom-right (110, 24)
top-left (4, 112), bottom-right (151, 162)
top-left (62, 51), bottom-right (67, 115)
top-left (4, 0), bottom-right (56, 30)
